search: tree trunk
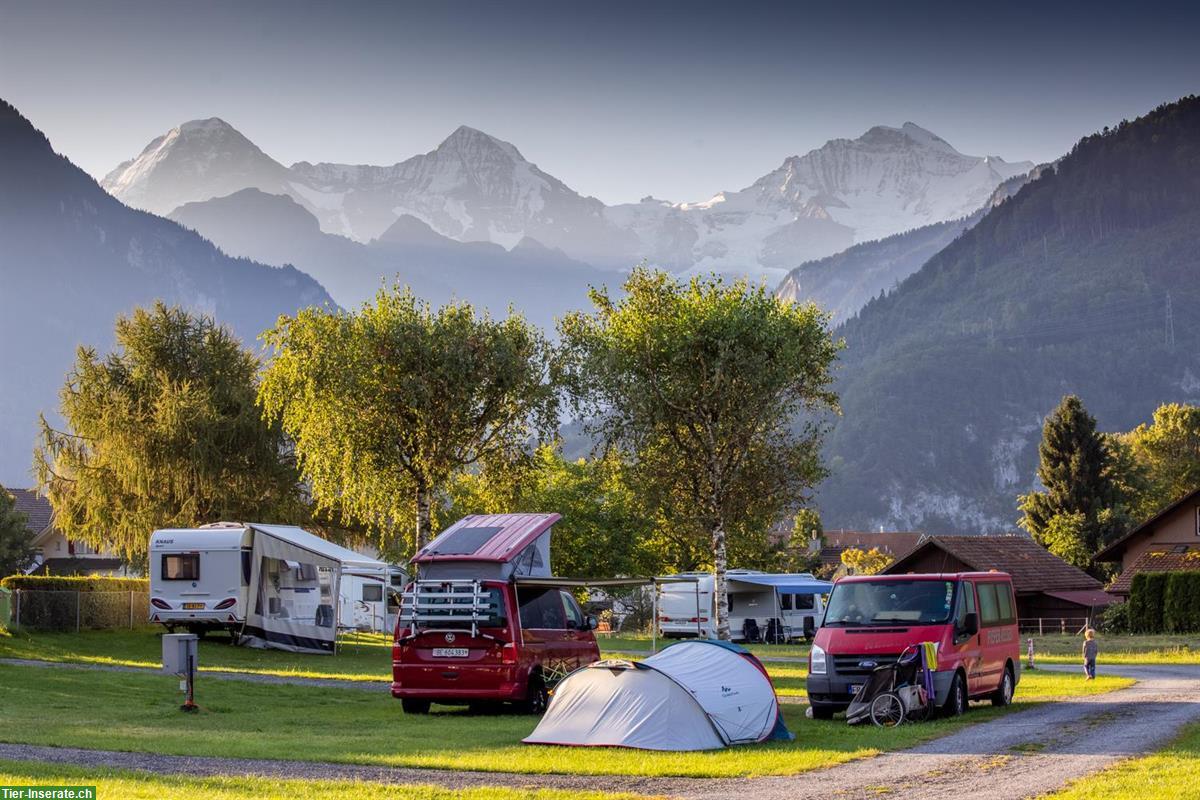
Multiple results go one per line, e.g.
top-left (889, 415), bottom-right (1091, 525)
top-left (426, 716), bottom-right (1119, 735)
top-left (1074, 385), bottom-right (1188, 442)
top-left (712, 520), bottom-right (730, 640)
top-left (414, 481), bottom-right (432, 551)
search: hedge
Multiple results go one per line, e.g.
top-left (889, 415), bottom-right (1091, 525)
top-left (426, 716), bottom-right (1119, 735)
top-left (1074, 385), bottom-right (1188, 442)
top-left (1129, 571), bottom-right (1200, 633)
top-left (1, 575), bottom-right (149, 631)
top-left (0, 575), bottom-right (147, 592)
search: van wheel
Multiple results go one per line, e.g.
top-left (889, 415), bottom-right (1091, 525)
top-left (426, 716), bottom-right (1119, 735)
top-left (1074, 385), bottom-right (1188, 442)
top-left (401, 698), bottom-right (431, 714)
top-left (991, 666), bottom-right (1015, 707)
top-left (519, 676), bottom-right (548, 715)
top-left (943, 672), bottom-right (967, 717)
top-left (810, 706), bottom-right (835, 720)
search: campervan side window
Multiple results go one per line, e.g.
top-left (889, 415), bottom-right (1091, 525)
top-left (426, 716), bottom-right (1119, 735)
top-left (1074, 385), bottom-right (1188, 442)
top-left (519, 587), bottom-right (567, 629)
top-left (162, 554), bottom-right (199, 581)
top-left (977, 582), bottom-right (1016, 626)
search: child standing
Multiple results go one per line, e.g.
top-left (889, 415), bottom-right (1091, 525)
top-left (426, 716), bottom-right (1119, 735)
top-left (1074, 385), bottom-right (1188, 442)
top-left (1082, 628), bottom-right (1098, 680)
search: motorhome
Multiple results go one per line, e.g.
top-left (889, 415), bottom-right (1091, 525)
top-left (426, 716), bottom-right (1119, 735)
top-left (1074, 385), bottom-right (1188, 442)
top-left (392, 513), bottom-right (601, 714)
top-left (657, 570), bottom-right (831, 642)
top-left (806, 572), bottom-right (1021, 719)
top-left (149, 522), bottom-right (393, 652)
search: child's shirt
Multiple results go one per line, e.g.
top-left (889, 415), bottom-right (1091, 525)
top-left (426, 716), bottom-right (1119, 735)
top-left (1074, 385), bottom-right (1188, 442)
top-left (1083, 640), bottom-right (1098, 661)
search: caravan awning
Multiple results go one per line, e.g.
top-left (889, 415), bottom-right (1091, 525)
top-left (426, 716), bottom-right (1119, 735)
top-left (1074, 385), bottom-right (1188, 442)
top-left (250, 524), bottom-right (387, 571)
top-left (727, 574), bottom-right (833, 594)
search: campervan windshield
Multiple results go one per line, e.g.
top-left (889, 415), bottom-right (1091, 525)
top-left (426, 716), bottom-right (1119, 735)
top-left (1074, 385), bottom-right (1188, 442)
top-left (823, 579), bottom-right (956, 626)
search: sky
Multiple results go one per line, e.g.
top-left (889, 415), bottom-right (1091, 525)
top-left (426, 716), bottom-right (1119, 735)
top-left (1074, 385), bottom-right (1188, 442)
top-left (1, 0), bottom-right (1198, 205)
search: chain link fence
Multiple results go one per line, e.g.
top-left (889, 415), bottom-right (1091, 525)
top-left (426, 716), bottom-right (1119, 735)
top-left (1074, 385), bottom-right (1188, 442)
top-left (9, 590), bottom-right (150, 632)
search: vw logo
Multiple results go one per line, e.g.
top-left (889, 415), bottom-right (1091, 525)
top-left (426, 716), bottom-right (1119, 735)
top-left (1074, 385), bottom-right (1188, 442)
top-left (859, 660), bottom-right (878, 669)
top-left (444, 633), bottom-right (456, 643)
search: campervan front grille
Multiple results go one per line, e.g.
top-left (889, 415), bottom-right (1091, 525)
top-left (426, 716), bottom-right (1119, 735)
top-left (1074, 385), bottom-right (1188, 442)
top-left (832, 653), bottom-right (900, 676)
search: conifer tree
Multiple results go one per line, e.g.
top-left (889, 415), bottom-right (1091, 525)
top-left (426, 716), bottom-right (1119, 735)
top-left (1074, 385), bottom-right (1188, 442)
top-left (0, 485), bottom-right (35, 577)
top-left (1019, 395), bottom-right (1120, 569)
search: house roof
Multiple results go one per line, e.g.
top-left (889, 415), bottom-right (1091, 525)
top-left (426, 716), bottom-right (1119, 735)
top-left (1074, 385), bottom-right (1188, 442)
top-left (819, 531), bottom-right (926, 570)
top-left (884, 535), bottom-right (1103, 594)
top-left (1107, 545), bottom-right (1200, 594)
top-left (4, 488), bottom-right (52, 534)
top-left (1094, 487), bottom-right (1200, 562)
top-left (1042, 589), bottom-right (1119, 608)
top-left (412, 513), bottom-right (561, 565)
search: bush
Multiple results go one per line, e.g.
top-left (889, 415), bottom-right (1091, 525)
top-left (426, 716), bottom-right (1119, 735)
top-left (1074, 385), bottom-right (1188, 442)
top-left (1164, 571), bottom-right (1200, 633)
top-left (1098, 599), bottom-right (1130, 634)
top-left (1128, 572), bottom-right (1168, 633)
top-left (0, 575), bottom-right (147, 592)
top-left (2, 575), bottom-right (149, 631)
top-left (1128, 571), bottom-right (1200, 633)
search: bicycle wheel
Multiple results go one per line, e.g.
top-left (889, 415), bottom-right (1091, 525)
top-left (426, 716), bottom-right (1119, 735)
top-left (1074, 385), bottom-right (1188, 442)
top-left (870, 692), bottom-right (906, 727)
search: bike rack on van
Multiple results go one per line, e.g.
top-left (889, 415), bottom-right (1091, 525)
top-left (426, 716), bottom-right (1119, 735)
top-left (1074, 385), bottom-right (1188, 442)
top-left (397, 579), bottom-right (502, 643)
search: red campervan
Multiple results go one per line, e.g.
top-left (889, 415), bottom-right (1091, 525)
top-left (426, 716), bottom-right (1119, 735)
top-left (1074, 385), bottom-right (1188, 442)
top-left (391, 513), bottom-right (601, 714)
top-left (806, 572), bottom-right (1020, 718)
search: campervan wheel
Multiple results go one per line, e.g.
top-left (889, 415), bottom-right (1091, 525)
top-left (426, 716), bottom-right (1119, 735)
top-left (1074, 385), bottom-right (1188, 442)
top-left (869, 692), bottom-right (906, 727)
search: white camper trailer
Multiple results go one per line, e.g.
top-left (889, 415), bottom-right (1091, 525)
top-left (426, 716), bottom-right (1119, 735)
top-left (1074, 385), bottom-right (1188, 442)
top-left (149, 523), bottom-right (393, 653)
top-left (657, 570), bottom-right (831, 642)
top-left (338, 566), bottom-right (406, 633)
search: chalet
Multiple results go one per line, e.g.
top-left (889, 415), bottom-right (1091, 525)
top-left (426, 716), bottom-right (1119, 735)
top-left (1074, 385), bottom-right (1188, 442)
top-left (7, 488), bottom-right (132, 576)
top-left (883, 534), bottom-right (1115, 625)
top-left (1094, 488), bottom-right (1200, 598)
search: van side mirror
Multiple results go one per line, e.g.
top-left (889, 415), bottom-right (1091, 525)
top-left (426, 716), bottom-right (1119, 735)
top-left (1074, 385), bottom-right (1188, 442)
top-left (962, 612), bottom-right (979, 637)
top-left (584, 614), bottom-right (599, 631)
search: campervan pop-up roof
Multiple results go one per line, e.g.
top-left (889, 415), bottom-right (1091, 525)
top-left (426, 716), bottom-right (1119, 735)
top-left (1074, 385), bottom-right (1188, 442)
top-left (411, 513), bottom-right (561, 580)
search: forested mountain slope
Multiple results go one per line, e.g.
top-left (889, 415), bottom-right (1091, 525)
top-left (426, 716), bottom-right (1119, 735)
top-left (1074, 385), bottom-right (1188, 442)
top-left (819, 96), bottom-right (1200, 532)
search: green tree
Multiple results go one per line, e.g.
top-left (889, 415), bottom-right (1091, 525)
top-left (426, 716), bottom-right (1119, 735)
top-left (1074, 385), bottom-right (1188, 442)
top-left (34, 303), bottom-right (304, 563)
top-left (783, 508), bottom-right (825, 574)
top-left (560, 268), bottom-right (840, 639)
top-left (1018, 395), bottom-right (1122, 571)
top-left (260, 288), bottom-right (559, 556)
top-left (447, 445), bottom-right (656, 578)
top-left (0, 485), bottom-right (35, 576)
top-left (1121, 403), bottom-right (1200, 518)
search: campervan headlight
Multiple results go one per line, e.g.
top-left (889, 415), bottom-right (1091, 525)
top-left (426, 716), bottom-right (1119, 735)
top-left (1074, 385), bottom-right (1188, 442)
top-left (810, 642), bottom-right (827, 675)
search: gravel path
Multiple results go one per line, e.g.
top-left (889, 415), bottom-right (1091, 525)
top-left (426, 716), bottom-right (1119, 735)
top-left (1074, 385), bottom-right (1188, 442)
top-left (2, 661), bottom-right (1198, 798)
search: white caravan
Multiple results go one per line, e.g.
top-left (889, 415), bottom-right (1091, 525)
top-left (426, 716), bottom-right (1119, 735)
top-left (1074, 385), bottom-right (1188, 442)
top-left (338, 567), bottom-right (407, 633)
top-left (149, 522), bottom-right (395, 652)
top-left (657, 570), bottom-right (831, 642)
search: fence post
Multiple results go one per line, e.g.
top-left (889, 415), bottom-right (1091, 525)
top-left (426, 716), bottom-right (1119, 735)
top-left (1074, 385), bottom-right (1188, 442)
top-left (1060, 618), bottom-right (1066, 635)
top-left (76, 590), bottom-right (81, 633)
top-left (1027, 637), bottom-right (1036, 670)
top-left (129, 591), bottom-right (134, 629)
top-left (1038, 618), bottom-right (1043, 636)
top-left (14, 589), bottom-right (19, 630)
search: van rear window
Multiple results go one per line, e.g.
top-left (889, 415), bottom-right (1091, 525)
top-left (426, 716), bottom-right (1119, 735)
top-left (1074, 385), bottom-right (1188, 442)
top-left (162, 554), bottom-right (199, 581)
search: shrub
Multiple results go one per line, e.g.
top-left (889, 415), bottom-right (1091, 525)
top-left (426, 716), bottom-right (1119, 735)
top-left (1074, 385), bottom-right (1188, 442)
top-left (1163, 571), bottom-right (1200, 633)
top-left (0, 575), bottom-right (147, 592)
top-left (1098, 599), bottom-right (1130, 634)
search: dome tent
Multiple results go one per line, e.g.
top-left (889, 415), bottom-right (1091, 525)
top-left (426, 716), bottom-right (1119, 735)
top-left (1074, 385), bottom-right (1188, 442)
top-left (523, 639), bottom-right (791, 750)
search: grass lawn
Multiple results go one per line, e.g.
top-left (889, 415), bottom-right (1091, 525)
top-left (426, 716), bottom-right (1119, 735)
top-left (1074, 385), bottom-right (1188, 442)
top-left (0, 760), bottom-right (640, 800)
top-left (1025, 633), bottom-right (1200, 665)
top-left (0, 626), bottom-right (393, 681)
top-left (1042, 722), bottom-right (1200, 799)
top-left (0, 662), bottom-right (1131, 779)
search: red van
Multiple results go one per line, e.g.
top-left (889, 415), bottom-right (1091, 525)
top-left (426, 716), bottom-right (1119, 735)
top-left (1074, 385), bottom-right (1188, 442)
top-left (806, 572), bottom-right (1020, 719)
top-left (390, 514), bottom-right (601, 714)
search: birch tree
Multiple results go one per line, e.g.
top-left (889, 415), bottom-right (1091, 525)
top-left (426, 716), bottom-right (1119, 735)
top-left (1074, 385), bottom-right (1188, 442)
top-left (259, 288), bottom-right (559, 555)
top-left (561, 268), bottom-right (840, 639)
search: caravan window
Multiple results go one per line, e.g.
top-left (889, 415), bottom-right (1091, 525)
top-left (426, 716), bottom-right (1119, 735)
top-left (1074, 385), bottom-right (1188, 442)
top-left (362, 584), bottom-right (383, 603)
top-left (162, 554), bottom-right (199, 581)
top-left (779, 593), bottom-right (814, 611)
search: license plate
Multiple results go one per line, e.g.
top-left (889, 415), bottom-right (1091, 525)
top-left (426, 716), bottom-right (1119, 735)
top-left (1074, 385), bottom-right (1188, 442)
top-left (849, 684), bottom-right (862, 695)
top-left (183, 602), bottom-right (204, 610)
top-left (432, 648), bottom-right (469, 658)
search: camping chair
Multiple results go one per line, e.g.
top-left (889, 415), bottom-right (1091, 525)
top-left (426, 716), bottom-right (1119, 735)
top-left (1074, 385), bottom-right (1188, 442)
top-left (742, 618), bottom-right (762, 643)
top-left (764, 618), bottom-right (786, 644)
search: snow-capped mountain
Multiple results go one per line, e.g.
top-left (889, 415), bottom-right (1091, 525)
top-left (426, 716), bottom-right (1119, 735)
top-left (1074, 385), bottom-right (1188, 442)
top-left (607, 123), bottom-right (1033, 280)
top-left (102, 118), bottom-right (1031, 279)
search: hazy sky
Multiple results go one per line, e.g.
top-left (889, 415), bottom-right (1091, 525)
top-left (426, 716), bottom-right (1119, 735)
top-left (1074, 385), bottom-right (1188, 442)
top-left (2, 0), bottom-right (1198, 204)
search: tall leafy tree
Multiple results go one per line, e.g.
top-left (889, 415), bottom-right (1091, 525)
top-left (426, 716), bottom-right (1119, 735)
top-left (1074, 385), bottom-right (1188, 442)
top-left (1019, 395), bottom-right (1122, 569)
top-left (0, 485), bottom-right (35, 577)
top-left (35, 303), bottom-right (304, 563)
top-left (1120, 403), bottom-right (1200, 518)
top-left (259, 288), bottom-right (559, 556)
top-left (561, 268), bottom-right (840, 639)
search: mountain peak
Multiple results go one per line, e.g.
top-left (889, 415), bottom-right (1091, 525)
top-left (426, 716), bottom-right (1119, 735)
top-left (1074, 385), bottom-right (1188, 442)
top-left (176, 117), bottom-right (237, 135)
top-left (860, 122), bottom-right (956, 153)
top-left (435, 125), bottom-right (525, 162)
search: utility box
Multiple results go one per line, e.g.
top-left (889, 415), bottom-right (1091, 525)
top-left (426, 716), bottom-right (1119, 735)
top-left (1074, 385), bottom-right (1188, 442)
top-left (162, 633), bottom-right (198, 677)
